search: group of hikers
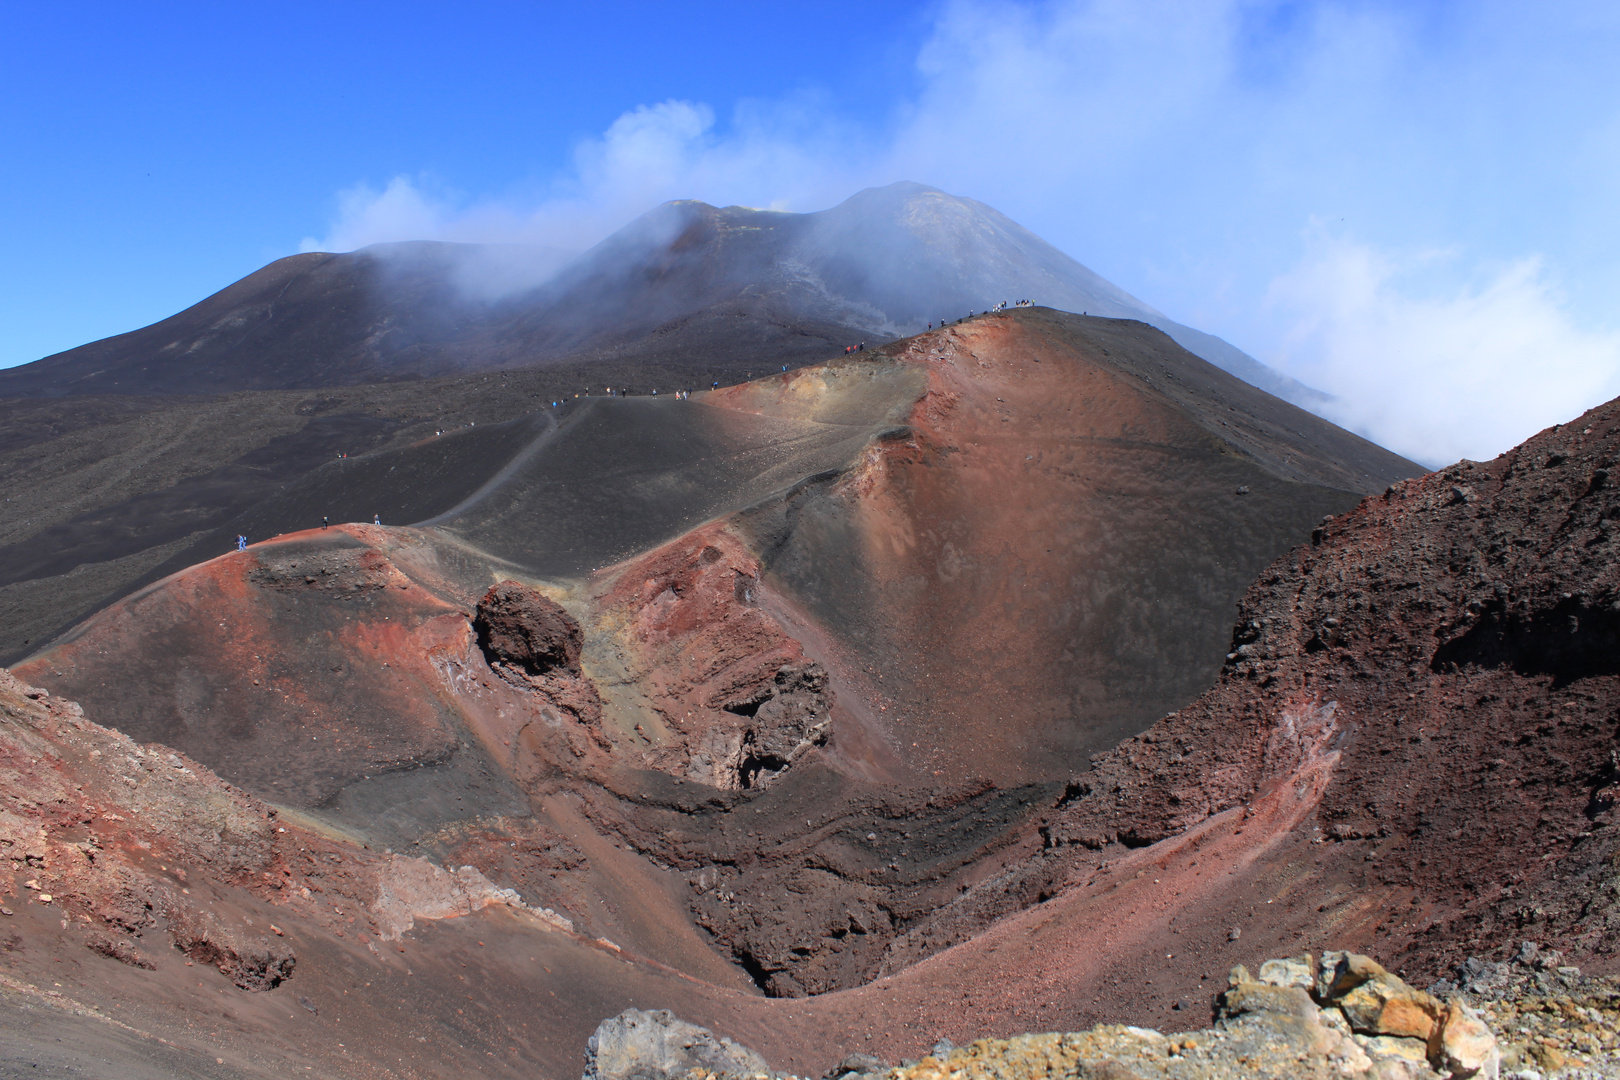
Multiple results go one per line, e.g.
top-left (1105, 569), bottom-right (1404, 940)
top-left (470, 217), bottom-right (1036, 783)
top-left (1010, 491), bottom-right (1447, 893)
top-left (234, 511), bottom-right (382, 552)
top-left (921, 300), bottom-right (1037, 332)
top-left (549, 386), bottom-right (700, 406)
top-left (842, 341), bottom-right (867, 355)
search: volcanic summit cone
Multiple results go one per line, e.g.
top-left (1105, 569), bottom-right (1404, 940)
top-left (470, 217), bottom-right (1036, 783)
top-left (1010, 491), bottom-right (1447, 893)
top-left (0, 184), bottom-right (1314, 404)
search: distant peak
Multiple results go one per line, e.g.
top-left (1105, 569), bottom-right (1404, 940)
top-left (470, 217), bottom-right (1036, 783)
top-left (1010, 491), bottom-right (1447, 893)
top-left (833, 181), bottom-right (952, 207)
top-left (864, 180), bottom-right (947, 196)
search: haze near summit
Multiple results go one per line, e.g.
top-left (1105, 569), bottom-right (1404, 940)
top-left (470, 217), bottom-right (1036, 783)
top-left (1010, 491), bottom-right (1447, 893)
top-left (6, 1), bottom-right (1619, 467)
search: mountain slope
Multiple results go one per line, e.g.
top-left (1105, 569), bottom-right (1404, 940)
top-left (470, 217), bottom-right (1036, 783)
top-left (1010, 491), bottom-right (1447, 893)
top-left (12, 308), bottom-right (1420, 1015)
top-left (3, 337), bottom-right (1612, 1077)
top-left (0, 184), bottom-right (1316, 406)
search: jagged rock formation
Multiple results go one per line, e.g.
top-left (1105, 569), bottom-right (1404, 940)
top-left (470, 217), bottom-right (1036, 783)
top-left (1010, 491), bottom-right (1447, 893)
top-left (590, 526), bottom-right (834, 790)
top-left (572, 951), bottom-right (1552, 1079)
top-left (631, 953), bottom-right (1620, 1079)
top-left (1033, 395), bottom-right (1620, 980)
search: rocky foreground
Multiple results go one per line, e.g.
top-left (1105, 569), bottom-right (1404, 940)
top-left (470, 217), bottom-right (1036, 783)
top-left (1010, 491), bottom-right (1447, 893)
top-left (586, 950), bottom-right (1619, 1080)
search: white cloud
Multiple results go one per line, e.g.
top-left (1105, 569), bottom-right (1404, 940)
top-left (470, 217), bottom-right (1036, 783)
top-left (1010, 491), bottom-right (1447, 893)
top-left (295, 0), bottom-right (1620, 462)
top-left (299, 98), bottom-right (857, 257)
top-left (298, 98), bottom-right (867, 299)
top-left (1265, 229), bottom-right (1620, 466)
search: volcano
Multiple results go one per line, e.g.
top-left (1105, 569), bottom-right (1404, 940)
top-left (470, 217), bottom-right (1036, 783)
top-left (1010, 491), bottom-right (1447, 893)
top-left (0, 183), bottom-right (1315, 407)
top-left (11, 184), bottom-right (1600, 1080)
top-left (0, 305), bottom-right (1482, 1077)
top-left (0, 184), bottom-right (1336, 670)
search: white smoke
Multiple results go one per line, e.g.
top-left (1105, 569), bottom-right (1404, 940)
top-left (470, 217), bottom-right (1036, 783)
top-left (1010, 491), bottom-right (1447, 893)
top-left (1267, 228), bottom-right (1620, 466)
top-left (298, 0), bottom-right (1620, 464)
top-left (298, 99), bottom-right (863, 295)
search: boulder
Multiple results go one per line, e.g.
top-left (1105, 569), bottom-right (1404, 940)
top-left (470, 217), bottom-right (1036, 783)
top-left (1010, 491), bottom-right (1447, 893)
top-left (583, 1008), bottom-right (768, 1080)
top-left (1258, 954), bottom-right (1316, 991)
top-left (826, 1051), bottom-right (886, 1078)
top-left (1337, 973), bottom-right (1444, 1041)
top-left (1317, 950), bottom-right (1390, 1000)
top-left (475, 581), bottom-right (582, 675)
top-left (1217, 977), bottom-right (1320, 1023)
top-left (1437, 1002), bottom-right (1498, 1078)
top-left (1359, 1034), bottom-right (1431, 1066)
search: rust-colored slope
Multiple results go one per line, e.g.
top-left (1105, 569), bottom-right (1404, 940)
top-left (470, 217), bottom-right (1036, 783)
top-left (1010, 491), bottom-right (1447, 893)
top-left (0, 658), bottom-right (1384, 1078)
top-left (0, 665), bottom-right (762, 1078)
top-left (735, 311), bottom-right (1414, 783)
top-left (17, 527), bottom-right (476, 811)
top-left (6, 397), bottom-right (1613, 1075)
top-left (662, 393), bottom-right (1620, 1062)
top-left (0, 639), bottom-right (1397, 1077)
top-left (800, 397), bottom-right (1620, 1048)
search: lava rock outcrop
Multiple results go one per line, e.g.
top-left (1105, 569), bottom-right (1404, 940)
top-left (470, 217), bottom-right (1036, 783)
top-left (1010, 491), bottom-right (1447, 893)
top-left (475, 580), bottom-right (585, 676)
top-left (584, 1008), bottom-right (769, 1080)
top-left (1035, 396), bottom-right (1620, 981)
top-left (591, 526), bottom-right (836, 791)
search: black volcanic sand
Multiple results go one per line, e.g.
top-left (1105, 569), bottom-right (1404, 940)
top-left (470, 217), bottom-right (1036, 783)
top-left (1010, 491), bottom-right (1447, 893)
top-left (433, 364), bottom-right (922, 577)
top-left (0, 996), bottom-right (262, 1080)
top-left (0, 357), bottom-right (827, 666)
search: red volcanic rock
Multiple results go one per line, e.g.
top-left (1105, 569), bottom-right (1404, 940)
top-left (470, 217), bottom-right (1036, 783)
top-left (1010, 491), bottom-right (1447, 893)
top-left (592, 525), bottom-right (834, 790)
top-left (0, 667), bottom-right (291, 989)
top-left (475, 580), bottom-right (584, 675)
top-left (470, 578), bottom-right (612, 749)
top-left (165, 897), bottom-right (296, 990)
top-left (733, 310), bottom-right (1414, 787)
top-left (1032, 395), bottom-right (1620, 982)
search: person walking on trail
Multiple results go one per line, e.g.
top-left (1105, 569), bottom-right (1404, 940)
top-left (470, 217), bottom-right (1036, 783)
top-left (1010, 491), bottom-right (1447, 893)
top-left (322, 516), bottom-right (329, 529)
top-left (373, 514), bottom-right (380, 525)
top-left (236, 535), bottom-right (247, 551)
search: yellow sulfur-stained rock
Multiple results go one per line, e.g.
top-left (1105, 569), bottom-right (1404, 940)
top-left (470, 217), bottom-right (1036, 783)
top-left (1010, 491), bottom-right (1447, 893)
top-left (1317, 951), bottom-right (1391, 1000)
top-left (1258, 955), bottom-right (1317, 992)
top-left (1337, 973), bottom-right (1445, 1042)
top-left (1437, 1002), bottom-right (1497, 1078)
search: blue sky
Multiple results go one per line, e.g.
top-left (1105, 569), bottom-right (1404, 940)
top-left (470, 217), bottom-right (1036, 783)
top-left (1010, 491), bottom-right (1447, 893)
top-left (4, 1), bottom-right (1618, 465)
